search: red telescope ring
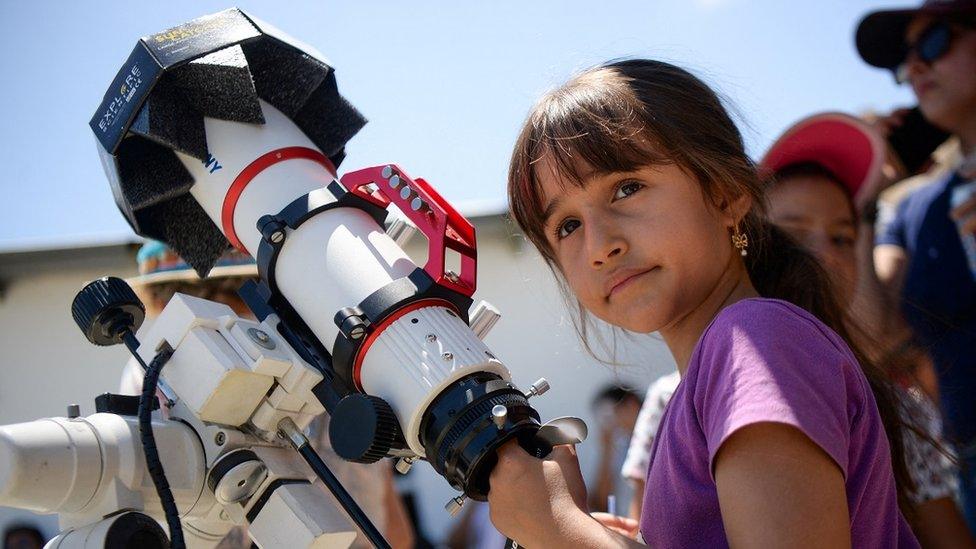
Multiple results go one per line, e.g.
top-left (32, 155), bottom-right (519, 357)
top-left (222, 147), bottom-right (336, 254)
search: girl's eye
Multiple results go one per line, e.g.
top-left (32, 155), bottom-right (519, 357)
top-left (613, 181), bottom-right (644, 200)
top-left (555, 218), bottom-right (581, 239)
top-left (831, 235), bottom-right (856, 248)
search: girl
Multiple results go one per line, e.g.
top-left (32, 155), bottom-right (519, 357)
top-left (486, 60), bottom-right (919, 547)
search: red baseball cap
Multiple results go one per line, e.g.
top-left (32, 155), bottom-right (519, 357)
top-left (760, 112), bottom-right (886, 201)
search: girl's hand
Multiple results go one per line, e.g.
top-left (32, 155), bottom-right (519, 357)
top-left (487, 441), bottom-right (589, 545)
top-left (590, 512), bottom-right (640, 539)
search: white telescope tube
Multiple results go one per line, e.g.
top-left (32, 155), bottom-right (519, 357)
top-left (177, 102), bottom-right (514, 453)
top-left (179, 100), bottom-right (415, 348)
top-left (0, 414), bottom-right (205, 519)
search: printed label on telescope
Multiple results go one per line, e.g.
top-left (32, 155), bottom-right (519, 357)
top-left (143, 9), bottom-right (260, 68)
top-left (97, 66), bottom-right (144, 134)
top-left (89, 44), bottom-right (163, 153)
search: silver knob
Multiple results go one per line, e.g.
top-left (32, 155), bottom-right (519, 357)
top-left (385, 217), bottom-right (418, 248)
top-left (525, 378), bottom-right (550, 399)
top-left (395, 457), bottom-right (416, 475)
top-left (491, 404), bottom-right (508, 430)
top-left (469, 300), bottom-right (501, 339)
top-left (445, 495), bottom-right (467, 516)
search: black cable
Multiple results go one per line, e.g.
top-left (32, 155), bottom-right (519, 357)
top-left (131, 337), bottom-right (185, 549)
top-left (292, 441), bottom-right (391, 549)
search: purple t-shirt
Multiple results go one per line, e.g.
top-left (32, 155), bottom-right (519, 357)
top-left (639, 298), bottom-right (918, 548)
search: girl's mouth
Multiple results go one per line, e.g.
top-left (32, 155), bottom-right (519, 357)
top-left (607, 266), bottom-right (660, 299)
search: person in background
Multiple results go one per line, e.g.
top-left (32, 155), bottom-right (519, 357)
top-left (587, 385), bottom-right (642, 514)
top-left (2, 524), bottom-right (44, 549)
top-left (761, 112), bottom-right (973, 548)
top-left (619, 370), bottom-right (680, 522)
top-left (121, 241), bottom-right (415, 549)
top-left (857, 0), bottom-right (976, 530)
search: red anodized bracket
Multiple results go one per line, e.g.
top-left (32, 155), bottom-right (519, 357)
top-left (339, 164), bottom-right (477, 297)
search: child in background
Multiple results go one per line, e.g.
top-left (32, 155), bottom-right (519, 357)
top-left (587, 386), bottom-right (642, 514)
top-left (486, 59), bottom-right (918, 547)
top-left (762, 112), bottom-right (973, 547)
top-left (619, 371), bottom-right (679, 522)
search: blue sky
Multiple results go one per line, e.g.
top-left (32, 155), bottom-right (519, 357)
top-left (0, 0), bottom-right (915, 250)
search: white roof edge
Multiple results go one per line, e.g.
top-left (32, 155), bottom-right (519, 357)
top-left (0, 200), bottom-right (510, 255)
top-left (0, 231), bottom-right (142, 255)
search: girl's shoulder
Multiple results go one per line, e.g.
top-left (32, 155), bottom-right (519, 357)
top-left (703, 297), bottom-right (849, 354)
top-left (688, 297), bottom-right (859, 384)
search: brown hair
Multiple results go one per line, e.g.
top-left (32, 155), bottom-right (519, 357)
top-left (507, 59), bottom-right (916, 515)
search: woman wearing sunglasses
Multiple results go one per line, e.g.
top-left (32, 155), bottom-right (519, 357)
top-left (857, 0), bottom-right (976, 536)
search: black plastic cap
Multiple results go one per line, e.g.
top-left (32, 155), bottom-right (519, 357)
top-left (71, 277), bottom-right (146, 346)
top-left (329, 394), bottom-right (401, 464)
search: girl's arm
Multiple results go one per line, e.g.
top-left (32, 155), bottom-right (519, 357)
top-left (714, 422), bottom-right (851, 548)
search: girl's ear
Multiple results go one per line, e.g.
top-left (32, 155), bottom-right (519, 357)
top-left (718, 192), bottom-right (753, 227)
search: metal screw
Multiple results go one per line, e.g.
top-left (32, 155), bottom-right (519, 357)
top-left (270, 230), bottom-right (285, 244)
top-left (247, 327), bottom-right (276, 350)
top-left (66, 404), bottom-right (80, 419)
top-left (445, 495), bottom-right (467, 516)
top-left (426, 334), bottom-right (437, 343)
top-left (442, 352), bottom-right (454, 361)
top-left (395, 457), bottom-right (417, 475)
top-left (381, 165), bottom-right (394, 179)
top-left (350, 326), bottom-right (366, 340)
top-left (525, 378), bottom-right (550, 399)
top-left (215, 432), bottom-right (226, 446)
top-left (491, 404), bottom-right (508, 430)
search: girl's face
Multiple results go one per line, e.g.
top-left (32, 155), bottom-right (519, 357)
top-left (902, 16), bottom-right (976, 133)
top-left (538, 160), bottom-right (736, 333)
top-left (767, 175), bottom-right (857, 304)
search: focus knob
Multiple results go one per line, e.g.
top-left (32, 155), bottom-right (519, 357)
top-left (329, 394), bottom-right (402, 464)
top-left (71, 276), bottom-right (145, 346)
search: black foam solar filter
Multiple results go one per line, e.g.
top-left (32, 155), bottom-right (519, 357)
top-left (90, 9), bottom-right (366, 276)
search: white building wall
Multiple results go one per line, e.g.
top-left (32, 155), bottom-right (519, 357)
top-left (0, 218), bottom-right (677, 543)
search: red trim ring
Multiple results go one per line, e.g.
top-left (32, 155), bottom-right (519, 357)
top-left (221, 147), bottom-right (336, 254)
top-left (351, 298), bottom-right (457, 391)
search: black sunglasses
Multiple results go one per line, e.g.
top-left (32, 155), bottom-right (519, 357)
top-left (894, 21), bottom-right (954, 83)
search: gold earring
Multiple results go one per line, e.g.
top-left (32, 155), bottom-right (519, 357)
top-left (731, 223), bottom-right (748, 257)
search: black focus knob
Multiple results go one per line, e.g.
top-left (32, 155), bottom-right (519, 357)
top-left (71, 276), bottom-right (146, 346)
top-left (329, 394), bottom-right (402, 464)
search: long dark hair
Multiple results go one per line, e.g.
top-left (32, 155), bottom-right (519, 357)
top-left (507, 59), bottom-right (915, 515)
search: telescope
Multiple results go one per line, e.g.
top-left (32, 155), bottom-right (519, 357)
top-left (0, 9), bottom-right (585, 548)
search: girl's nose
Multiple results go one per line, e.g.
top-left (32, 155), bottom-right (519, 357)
top-left (588, 224), bottom-right (628, 268)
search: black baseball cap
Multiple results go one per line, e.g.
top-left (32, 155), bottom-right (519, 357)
top-left (856, 0), bottom-right (976, 68)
